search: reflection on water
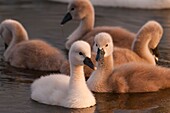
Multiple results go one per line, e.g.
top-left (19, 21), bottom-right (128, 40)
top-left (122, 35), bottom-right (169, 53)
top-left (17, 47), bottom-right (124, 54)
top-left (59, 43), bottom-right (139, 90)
top-left (1, 1), bottom-right (170, 113)
top-left (95, 89), bottom-right (170, 113)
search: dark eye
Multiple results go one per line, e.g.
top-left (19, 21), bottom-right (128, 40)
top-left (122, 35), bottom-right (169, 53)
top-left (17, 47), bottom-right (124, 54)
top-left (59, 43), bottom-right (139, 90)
top-left (79, 52), bottom-right (83, 55)
top-left (96, 44), bottom-right (98, 47)
top-left (105, 44), bottom-right (108, 47)
top-left (71, 7), bottom-right (75, 11)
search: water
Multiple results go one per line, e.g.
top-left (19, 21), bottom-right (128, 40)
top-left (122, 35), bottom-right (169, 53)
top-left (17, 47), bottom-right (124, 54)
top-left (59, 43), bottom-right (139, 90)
top-left (1, 1), bottom-right (170, 113)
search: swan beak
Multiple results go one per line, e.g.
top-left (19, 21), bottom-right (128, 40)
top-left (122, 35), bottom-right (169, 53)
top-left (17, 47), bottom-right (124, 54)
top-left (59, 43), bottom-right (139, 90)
top-left (60, 12), bottom-right (72, 25)
top-left (5, 43), bottom-right (8, 50)
top-left (83, 57), bottom-right (95, 70)
top-left (151, 46), bottom-right (159, 64)
top-left (155, 57), bottom-right (159, 63)
top-left (152, 46), bottom-right (160, 58)
top-left (96, 48), bottom-right (105, 61)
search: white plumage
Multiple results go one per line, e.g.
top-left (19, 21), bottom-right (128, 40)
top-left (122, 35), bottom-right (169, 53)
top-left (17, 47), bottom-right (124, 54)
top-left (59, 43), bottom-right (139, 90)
top-left (31, 41), bottom-right (96, 108)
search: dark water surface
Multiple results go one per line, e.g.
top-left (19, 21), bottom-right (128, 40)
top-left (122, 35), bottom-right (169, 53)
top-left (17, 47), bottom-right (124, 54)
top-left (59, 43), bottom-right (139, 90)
top-left (1, 1), bottom-right (170, 113)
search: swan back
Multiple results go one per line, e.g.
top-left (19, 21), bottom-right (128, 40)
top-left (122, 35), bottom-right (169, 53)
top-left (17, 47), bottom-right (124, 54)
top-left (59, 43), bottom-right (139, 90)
top-left (109, 62), bottom-right (170, 93)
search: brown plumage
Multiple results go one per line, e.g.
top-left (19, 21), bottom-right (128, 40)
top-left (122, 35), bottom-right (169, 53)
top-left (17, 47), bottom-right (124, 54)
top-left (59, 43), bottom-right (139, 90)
top-left (60, 21), bottom-right (163, 77)
top-left (0, 19), bottom-right (66, 71)
top-left (87, 32), bottom-right (167, 93)
top-left (61, 0), bottom-right (135, 50)
top-left (109, 62), bottom-right (170, 93)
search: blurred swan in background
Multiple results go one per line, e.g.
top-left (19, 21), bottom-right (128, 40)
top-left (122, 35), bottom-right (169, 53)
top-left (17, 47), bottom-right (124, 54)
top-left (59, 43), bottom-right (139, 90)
top-left (0, 19), bottom-right (66, 71)
top-left (50, 0), bottom-right (170, 9)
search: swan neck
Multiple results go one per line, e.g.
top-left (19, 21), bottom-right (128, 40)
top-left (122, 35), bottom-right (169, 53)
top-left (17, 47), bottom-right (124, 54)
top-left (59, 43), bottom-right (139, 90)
top-left (4, 22), bottom-right (29, 60)
top-left (132, 36), bottom-right (155, 64)
top-left (67, 6), bottom-right (94, 43)
top-left (87, 54), bottom-right (114, 92)
top-left (81, 10), bottom-right (94, 34)
top-left (9, 22), bottom-right (29, 44)
top-left (97, 54), bottom-right (114, 76)
top-left (69, 64), bottom-right (86, 88)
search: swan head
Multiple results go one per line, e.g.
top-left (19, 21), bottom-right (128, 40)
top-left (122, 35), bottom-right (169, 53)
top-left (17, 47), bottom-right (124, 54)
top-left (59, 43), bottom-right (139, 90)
top-left (61, 0), bottom-right (93, 25)
top-left (93, 32), bottom-right (114, 61)
top-left (69, 40), bottom-right (95, 70)
top-left (150, 46), bottom-right (159, 63)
